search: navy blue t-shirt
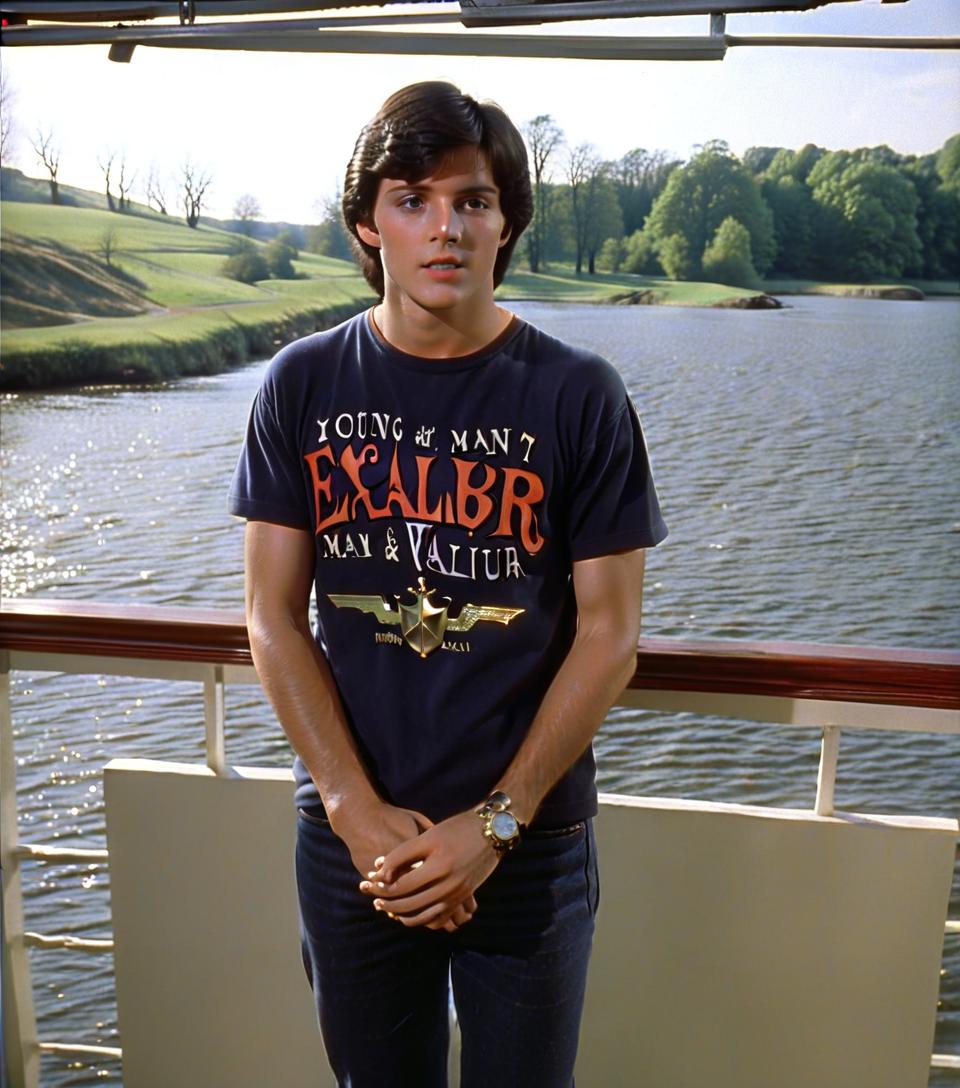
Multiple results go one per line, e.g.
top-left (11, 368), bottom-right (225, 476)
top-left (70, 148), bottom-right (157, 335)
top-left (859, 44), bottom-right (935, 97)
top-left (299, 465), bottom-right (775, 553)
top-left (229, 308), bottom-right (667, 826)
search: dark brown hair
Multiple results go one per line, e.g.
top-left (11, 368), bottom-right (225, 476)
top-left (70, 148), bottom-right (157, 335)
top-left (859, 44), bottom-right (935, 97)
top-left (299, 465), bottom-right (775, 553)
top-left (342, 81), bottom-right (533, 297)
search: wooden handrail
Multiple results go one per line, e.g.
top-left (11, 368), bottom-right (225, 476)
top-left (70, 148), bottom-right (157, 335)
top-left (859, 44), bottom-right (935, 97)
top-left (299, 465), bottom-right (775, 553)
top-left (1, 598), bottom-right (957, 711)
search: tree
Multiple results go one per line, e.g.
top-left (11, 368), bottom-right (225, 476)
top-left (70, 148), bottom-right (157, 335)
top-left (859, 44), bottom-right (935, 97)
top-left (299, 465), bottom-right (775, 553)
top-left (146, 164), bottom-right (169, 215)
top-left (936, 134), bottom-right (960, 192)
top-left (99, 228), bottom-right (119, 268)
top-left (30, 127), bottom-right (62, 205)
top-left (565, 143), bottom-right (619, 275)
top-left (1, 67), bottom-right (17, 168)
top-left (265, 236), bottom-right (297, 278)
top-left (809, 154), bottom-right (921, 279)
top-left (584, 176), bottom-right (623, 274)
top-left (742, 146), bottom-right (782, 176)
top-left (762, 175), bottom-right (816, 277)
top-left (763, 143), bottom-right (824, 185)
top-left (621, 227), bottom-right (661, 276)
top-left (901, 156), bottom-right (960, 279)
top-left (98, 150), bottom-right (117, 211)
top-left (181, 160), bottom-right (212, 229)
top-left (702, 216), bottom-right (757, 287)
top-left (522, 115), bottom-right (564, 273)
top-left (610, 148), bottom-right (679, 236)
top-left (233, 193), bottom-right (262, 237)
top-left (657, 233), bottom-right (693, 280)
top-left (116, 154), bottom-right (136, 211)
top-left (596, 236), bottom-right (626, 272)
top-left (306, 190), bottom-right (352, 260)
top-left (646, 140), bottom-right (776, 279)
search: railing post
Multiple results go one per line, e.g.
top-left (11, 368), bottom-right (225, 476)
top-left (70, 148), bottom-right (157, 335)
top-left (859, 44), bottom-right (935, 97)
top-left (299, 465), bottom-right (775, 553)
top-left (0, 651), bottom-right (40, 1088)
top-left (815, 726), bottom-right (841, 817)
top-left (203, 665), bottom-right (226, 776)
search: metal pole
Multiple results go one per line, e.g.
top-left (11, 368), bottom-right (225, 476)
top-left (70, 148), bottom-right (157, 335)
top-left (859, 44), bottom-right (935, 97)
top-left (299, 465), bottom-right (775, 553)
top-left (203, 665), bottom-right (226, 776)
top-left (0, 652), bottom-right (40, 1088)
top-left (815, 726), bottom-right (841, 817)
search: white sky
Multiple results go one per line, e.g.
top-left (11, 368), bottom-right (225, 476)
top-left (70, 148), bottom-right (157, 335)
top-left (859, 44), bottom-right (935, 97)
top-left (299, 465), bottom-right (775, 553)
top-left (2, 0), bottom-right (958, 223)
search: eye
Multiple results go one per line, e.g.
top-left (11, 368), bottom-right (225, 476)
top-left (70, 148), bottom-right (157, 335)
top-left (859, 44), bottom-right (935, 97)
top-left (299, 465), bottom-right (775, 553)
top-left (398, 194), bottom-right (423, 209)
top-left (463, 197), bottom-right (489, 210)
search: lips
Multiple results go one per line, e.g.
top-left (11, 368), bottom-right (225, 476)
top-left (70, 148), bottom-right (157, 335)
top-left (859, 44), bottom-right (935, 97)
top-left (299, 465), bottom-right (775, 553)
top-left (423, 258), bottom-right (463, 269)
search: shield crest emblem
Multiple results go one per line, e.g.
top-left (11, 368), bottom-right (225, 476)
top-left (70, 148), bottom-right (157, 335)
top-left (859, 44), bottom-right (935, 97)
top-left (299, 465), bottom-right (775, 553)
top-left (397, 578), bottom-right (450, 658)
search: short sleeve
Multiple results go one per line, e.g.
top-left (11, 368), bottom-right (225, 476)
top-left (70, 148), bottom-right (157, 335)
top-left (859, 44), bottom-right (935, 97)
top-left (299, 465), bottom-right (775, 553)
top-left (228, 385), bottom-right (311, 529)
top-left (567, 396), bottom-right (668, 561)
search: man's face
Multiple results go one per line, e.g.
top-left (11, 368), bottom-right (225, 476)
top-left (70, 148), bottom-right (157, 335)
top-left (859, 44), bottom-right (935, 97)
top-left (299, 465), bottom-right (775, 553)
top-left (356, 145), bottom-right (511, 315)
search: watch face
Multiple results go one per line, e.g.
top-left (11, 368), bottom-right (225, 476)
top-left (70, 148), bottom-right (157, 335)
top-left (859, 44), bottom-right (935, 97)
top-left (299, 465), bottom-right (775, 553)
top-left (490, 810), bottom-right (519, 842)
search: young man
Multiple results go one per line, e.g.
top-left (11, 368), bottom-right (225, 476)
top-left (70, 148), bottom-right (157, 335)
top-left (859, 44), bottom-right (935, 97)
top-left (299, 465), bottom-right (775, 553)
top-left (229, 81), bottom-right (666, 1086)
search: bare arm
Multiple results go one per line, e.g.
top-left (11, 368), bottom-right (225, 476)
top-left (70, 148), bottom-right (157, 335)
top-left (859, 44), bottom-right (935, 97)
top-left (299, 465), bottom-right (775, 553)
top-left (364, 549), bottom-right (646, 926)
top-left (246, 521), bottom-right (480, 930)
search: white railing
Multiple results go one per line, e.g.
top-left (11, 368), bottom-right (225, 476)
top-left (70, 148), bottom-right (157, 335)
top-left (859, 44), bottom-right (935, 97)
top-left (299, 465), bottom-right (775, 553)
top-left (1, 602), bottom-right (958, 1086)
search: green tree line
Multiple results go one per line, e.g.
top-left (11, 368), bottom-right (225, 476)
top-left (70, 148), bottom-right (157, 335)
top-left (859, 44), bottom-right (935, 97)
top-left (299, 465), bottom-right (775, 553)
top-left (307, 125), bottom-right (960, 288)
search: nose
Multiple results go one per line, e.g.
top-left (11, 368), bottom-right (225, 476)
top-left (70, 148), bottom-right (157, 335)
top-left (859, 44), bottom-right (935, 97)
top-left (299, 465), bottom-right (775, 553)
top-left (431, 202), bottom-right (462, 244)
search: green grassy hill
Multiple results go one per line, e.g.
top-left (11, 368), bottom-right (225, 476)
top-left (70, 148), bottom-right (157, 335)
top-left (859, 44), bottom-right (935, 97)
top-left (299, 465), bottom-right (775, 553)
top-left (0, 192), bottom-right (375, 388)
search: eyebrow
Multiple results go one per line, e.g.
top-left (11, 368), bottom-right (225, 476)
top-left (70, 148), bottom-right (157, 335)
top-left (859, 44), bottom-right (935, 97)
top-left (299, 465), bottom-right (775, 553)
top-left (383, 182), bottom-right (500, 196)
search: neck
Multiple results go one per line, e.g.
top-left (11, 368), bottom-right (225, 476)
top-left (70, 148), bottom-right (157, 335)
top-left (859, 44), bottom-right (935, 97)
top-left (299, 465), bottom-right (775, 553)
top-left (374, 292), bottom-right (511, 359)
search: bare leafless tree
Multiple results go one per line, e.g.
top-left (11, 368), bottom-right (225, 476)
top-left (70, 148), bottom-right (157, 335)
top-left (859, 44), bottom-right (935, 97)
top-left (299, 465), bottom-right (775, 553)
top-left (99, 227), bottom-right (118, 267)
top-left (181, 160), bottom-right (211, 228)
top-left (146, 164), bottom-right (169, 215)
top-left (117, 154), bottom-right (136, 211)
top-left (98, 150), bottom-right (117, 211)
top-left (30, 127), bottom-right (62, 205)
top-left (522, 115), bottom-right (564, 274)
top-left (566, 143), bottom-right (606, 275)
top-left (0, 65), bottom-right (17, 168)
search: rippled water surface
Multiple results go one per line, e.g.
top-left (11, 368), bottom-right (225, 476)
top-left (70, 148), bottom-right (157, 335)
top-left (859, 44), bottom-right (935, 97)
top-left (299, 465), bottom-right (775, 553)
top-left (2, 295), bottom-right (958, 1084)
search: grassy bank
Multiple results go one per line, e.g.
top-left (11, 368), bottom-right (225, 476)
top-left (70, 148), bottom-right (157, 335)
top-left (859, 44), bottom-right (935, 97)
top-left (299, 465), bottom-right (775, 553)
top-left (498, 266), bottom-right (771, 307)
top-left (0, 200), bottom-right (376, 389)
top-left (761, 277), bottom-right (959, 299)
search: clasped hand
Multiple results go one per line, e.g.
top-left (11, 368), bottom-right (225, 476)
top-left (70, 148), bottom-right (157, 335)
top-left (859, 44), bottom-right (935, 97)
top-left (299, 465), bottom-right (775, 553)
top-left (358, 809), bottom-right (500, 933)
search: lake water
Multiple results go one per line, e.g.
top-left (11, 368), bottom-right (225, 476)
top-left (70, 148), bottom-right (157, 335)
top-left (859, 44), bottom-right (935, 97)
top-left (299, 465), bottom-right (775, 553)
top-left (2, 295), bottom-right (958, 1085)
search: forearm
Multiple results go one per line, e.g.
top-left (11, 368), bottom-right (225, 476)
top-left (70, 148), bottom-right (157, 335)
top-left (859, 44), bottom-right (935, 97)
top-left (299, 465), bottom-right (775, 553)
top-left (493, 625), bottom-right (638, 827)
top-left (247, 603), bottom-right (380, 820)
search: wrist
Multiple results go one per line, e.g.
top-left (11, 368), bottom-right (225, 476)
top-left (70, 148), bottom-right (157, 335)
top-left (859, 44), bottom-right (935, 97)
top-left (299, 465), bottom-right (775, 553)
top-left (475, 791), bottom-right (524, 855)
top-left (324, 788), bottom-right (383, 837)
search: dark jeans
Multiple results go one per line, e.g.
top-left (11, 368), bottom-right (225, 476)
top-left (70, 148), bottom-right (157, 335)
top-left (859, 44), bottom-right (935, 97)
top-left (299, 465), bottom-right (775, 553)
top-left (295, 809), bottom-right (599, 1088)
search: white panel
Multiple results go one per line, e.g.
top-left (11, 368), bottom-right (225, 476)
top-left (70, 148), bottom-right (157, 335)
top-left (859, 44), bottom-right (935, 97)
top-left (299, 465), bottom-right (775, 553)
top-left (579, 795), bottom-right (957, 1088)
top-left (104, 760), bottom-right (332, 1088)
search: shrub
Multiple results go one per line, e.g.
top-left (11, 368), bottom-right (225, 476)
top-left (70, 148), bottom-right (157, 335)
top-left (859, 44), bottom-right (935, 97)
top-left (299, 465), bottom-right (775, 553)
top-left (657, 233), bottom-right (694, 280)
top-left (702, 216), bottom-right (758, 287)
top-left (222, 247), bottom-right (269, 284)
top-left (265, 238), bottom-right (297, 279)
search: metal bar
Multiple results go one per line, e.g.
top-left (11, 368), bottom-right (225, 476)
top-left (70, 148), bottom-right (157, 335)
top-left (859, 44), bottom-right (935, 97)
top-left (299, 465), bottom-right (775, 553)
top-left (930, 1052), bottom-right (960, 1070)
top-left (14, 844), bottom-right (110, 862)
top-left (725, 33), bottom-right (960, 49)
top-left (24, 932), bottom-right (115, 952)
top-left (946, 920), bottom-right (960, 935)
top-left (0, 23), bottom-right (729, 58)
top-left (0, 651), bottom-right (41, 1088)
top-left (37, 1042), bottom-right (123, 1058)
top-left (203, 664), bottom-right (226, 775)
top-left (815, 726), bottom-right (840, 817)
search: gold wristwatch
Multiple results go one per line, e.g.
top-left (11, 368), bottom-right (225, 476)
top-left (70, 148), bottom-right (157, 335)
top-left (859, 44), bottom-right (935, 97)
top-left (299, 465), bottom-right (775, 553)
top-left (476, 790), bottom-right (522, 854)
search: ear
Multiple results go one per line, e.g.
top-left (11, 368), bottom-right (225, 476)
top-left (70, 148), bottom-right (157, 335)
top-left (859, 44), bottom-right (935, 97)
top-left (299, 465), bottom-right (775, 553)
top-left (498, 222), bottom-right (512, 248)
top-left (356, 220), bottom-right (381, 249)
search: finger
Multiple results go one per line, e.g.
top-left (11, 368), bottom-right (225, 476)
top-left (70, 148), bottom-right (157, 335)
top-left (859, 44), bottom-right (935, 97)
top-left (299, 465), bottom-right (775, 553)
top-left (373, 881), bottom-right (460, 918)
top-left (376, 839), bottom-right (428, 884)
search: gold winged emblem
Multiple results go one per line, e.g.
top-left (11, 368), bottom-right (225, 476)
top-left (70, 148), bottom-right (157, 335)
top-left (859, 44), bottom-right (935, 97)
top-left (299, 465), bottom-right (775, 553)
top-left (328, 577), bottom-right (524, 658)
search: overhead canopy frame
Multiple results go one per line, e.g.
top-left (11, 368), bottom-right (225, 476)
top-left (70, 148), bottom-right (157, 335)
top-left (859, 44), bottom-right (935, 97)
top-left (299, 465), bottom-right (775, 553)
top-left (0, 0), bottom-right (956, 61)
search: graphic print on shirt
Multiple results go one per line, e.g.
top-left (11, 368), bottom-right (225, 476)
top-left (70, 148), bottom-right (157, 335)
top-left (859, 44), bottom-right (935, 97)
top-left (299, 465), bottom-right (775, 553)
top-left (303, 410), bottom-right (543, 657)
